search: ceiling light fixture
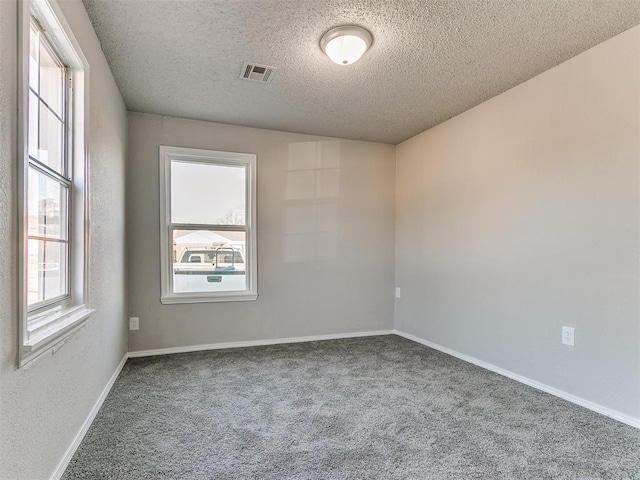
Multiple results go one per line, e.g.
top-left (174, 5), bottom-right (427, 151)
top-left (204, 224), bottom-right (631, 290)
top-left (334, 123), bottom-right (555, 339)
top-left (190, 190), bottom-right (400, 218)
top-left (320, 25), bottom-right (373, 66)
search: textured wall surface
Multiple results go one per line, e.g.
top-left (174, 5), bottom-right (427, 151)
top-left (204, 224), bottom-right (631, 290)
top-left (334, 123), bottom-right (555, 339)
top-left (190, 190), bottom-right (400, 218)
top-left (395, 26), bottom-right (640, 419)
top-left (127, 113), bottom-right (395, 352)
top-left (0, 1), bottom-right (128, 479)
top-left (82, 0), bottom-right (640, 144)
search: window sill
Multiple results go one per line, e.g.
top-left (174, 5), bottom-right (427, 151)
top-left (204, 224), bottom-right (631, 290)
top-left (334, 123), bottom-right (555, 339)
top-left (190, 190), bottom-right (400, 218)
top-left (20, 306), bottom-right (95, 367)
top-left (161, 293), bottom-right (258, 305)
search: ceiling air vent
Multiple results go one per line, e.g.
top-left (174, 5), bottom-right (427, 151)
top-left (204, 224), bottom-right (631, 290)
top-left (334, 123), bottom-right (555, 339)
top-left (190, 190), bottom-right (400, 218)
top-left (239, 62), bottom-right (276, 84)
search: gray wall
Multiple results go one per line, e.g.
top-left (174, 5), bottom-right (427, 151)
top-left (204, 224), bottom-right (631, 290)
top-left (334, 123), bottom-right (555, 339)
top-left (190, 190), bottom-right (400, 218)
top-left (395, 26), bottom-right (640, 419)
top-left (0, 1), bottom-right (128, 479)
top-left (127, 113), bottom-right (396, 352)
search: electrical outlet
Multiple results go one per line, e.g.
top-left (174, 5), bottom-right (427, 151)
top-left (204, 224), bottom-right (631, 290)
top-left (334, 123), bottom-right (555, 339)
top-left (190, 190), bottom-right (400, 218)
top-left (562, 326), bottom-right (575, 347)
top-left (129, 317), bottom-right (139, 331)
top-left (395, 287), bottom-right (401, 299)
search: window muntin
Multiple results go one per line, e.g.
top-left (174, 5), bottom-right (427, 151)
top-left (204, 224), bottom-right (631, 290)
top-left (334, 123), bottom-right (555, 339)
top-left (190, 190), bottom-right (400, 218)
top-left (160, 147), bottom-right (257, 303)
top-left (28, 21), bottom-right (67, 176)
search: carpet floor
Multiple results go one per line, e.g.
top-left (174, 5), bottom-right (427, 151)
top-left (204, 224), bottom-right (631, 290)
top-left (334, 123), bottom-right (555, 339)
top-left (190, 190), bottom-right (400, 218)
top-left (62, 335), bottom-right (639, 479)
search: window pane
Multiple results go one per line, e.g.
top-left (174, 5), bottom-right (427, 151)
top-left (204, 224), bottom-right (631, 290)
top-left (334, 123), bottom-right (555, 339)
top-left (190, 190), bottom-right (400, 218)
top-left (27, 239), bottom-right (68, 306)
top-left (171, 161), bottom-right (246, 225)
top-left (39, 41), bottom-right (64, 116)
top-left (38, 102), bottom-right (64, 174)
top-left (172, 229), bottom-right (247, 293)
top-left (28, 91), bottom-right (39, 160)
top-left (27, 167), bottom-right (68, 240)
top-left (29, 23), bottom-right (39, 93)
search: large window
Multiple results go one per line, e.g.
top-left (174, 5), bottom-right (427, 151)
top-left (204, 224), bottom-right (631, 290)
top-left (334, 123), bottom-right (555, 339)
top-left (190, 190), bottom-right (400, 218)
top-left (159, 146), bottom-right (257, 303)
top-left (18, 0), bottom-right (91, 367)
top-left (27, 20), bottom-right (69, 308)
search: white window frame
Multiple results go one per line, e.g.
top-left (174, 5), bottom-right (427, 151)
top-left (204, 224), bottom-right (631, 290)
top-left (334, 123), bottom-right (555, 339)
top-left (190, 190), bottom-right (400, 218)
top-left (159, 146), bottom-right (258, 304)
top-left (17, 0), bottom-right (93, 367)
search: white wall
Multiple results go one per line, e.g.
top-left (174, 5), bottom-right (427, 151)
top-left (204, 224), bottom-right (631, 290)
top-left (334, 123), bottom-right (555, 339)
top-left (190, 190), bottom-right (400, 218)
top-left (0, 1), bottom-right (128, 478)
top-left (127, 113), bottom-right (396, 352)
top-left (395, 26), bottom-right (640, 420)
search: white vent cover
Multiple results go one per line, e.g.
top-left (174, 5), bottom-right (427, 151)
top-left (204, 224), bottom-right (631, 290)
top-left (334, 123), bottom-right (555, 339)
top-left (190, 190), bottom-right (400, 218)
top-left (239, 62), bottom-right (276, 84)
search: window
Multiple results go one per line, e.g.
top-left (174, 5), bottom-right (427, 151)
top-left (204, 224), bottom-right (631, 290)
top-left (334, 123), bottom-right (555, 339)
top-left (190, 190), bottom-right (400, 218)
top-left (159, 146), bottom-right (257, 303)
top-left (18, 0), bottom-right (92, 367)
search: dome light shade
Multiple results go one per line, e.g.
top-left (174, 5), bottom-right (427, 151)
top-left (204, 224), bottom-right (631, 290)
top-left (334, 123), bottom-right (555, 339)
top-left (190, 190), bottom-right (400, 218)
top-left (320, 26), bottom-right (373, 65)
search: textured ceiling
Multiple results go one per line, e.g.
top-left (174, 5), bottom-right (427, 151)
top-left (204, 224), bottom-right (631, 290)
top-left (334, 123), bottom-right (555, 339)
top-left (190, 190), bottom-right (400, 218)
top-left (82, 0), bottom-right (640, 144)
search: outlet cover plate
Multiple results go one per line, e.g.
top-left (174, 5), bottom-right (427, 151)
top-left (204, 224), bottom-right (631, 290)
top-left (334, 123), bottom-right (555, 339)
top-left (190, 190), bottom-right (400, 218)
top-left (562, 326), bottom-right (575, 347)
top-left (129, 317), bottom-right (139, 331)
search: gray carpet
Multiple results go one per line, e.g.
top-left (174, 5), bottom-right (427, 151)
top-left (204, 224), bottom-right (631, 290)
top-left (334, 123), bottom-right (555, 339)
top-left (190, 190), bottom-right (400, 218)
top-left (62, 335), bottom-right (640, 479)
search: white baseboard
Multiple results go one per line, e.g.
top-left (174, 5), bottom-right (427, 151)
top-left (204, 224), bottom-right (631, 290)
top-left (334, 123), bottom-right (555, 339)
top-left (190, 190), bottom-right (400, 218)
top-left (51, 353), bottom-right (129, 480)
top-left (128, 329), bottom-right (395, 358)
top-left (394, 329), bottom-right (640, 429)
